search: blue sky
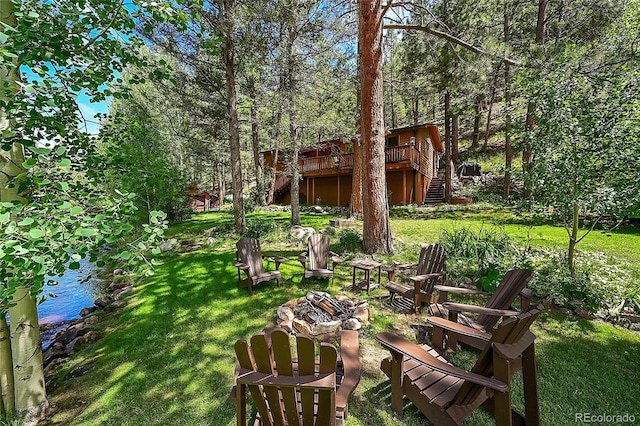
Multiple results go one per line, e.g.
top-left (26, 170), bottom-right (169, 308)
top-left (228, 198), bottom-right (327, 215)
top-left (77, 91), bottom-right (109, 136)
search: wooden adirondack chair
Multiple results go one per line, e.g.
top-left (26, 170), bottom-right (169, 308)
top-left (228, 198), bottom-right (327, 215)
top-left (428, 269), bottom-right (534, 351)
top-left (233, 327), bottom-right (361, 426)
top-left (298, 234), bottom-right (342, 282)
top-left (377, 306), bottom-right (543, 426)
top-left (234, 238), bottom-right (285, 295)
top-left (385, 244), bottom-right (447, 313)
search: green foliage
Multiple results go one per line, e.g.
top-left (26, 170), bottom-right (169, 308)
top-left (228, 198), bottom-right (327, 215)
top-left (333, 229), bottom-right (363, 256)
top-left (244, 216), bottom-right (283, 239)
top-left (527, 250), bottom-right (630, 313)
top-left (0, 175), bottom-right (168, 312)
top-left (516, 2), bottom-right (640, 268)
top-left (439, 226), bottom-right (523, 287)
top-left (477, 264), bottom-right (502, 293)
top-left (98, 83), bottom-right (192, 223)
top-left (623, 287), bottom-right (640, 314)
top-left (0, 0), bottom-right (191, 313)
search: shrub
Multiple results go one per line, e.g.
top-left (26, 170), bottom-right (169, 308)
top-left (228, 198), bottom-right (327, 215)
top-left (334, 229), bottom-right (363, 256)
top-left (244, 217), bottom-right (282, 239)
top-left (439, 226), bottom-right (524, 288)
top-left (527, 249), bottom-right (630, 313)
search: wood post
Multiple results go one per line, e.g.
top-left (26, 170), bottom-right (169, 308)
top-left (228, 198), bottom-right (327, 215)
top-left (390, 352), bottom-right (404, 415)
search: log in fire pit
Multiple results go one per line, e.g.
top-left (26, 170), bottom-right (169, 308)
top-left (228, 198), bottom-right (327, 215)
top-left (276, 291), bottom-right (370, 342)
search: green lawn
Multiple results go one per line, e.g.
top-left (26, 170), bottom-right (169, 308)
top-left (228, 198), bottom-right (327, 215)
top-left (44, 210), bottom-right (640, 425)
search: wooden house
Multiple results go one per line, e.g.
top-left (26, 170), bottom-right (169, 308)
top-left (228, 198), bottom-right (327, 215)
top-left (187, 188), bottom-right (218, 212)
top-left (264, 124), bottom-right (444, 206)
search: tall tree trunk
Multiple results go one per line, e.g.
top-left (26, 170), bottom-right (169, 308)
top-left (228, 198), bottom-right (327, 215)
top-left (221, 0), bottom-right (245, 234)
top-left (290, 142), bottom-right (301, 225)
top-left (349, 136), bottom-right (363, 219)
top-left (471, 98), bottom-right (482, 149)
top-left (359, 0), bottom-right (392, 254)
top-left (286, 4), bottom-right (301, 226)
top-left (503, 5), bottom-right (512, 199)
top-left (444, 92), bottom-right (452, 202)
top-left (8, 288), bottom-right (46, 418)
top-left (568, 203), bottom-right (579, 273)
top-left (483, 76), bottom-right (497, 153)
top-left (413, 93), bottom-right (419, 126)
top-left (218, 161), bottom-right (225, 208)
top-left (535, 0), bottom-right (547, 44)
top-left (523, 0), bottom-right (546, 198)
top-left (0, 316), bottom-right (14, 416)
top-left (503, 63), bottom-right (512, 199)
top-left (248, 77), bottom-right (265, 206)
top-left (350, 11), bottom-right (363, 220)
top-left (1, 2), bottom-right (46, 418)
top-left (268, 148), bottom-right (279, 204)
top-left (451, 114), bottom-right (459, 167)
top-left (269, 97), bottom-right (283, 205)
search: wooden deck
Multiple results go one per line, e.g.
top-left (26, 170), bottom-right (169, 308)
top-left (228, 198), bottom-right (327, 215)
top-left (301, 145), bottom-right (429, 177)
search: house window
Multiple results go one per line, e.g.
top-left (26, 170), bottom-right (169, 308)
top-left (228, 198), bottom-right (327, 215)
top-left (386, 136), bottom-right (399, 147)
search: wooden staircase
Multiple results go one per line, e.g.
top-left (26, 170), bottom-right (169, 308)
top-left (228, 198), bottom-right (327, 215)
top-left (424, 177), bottom-right (445, 205)
top-left (273, 176), bottom-right (291, 201)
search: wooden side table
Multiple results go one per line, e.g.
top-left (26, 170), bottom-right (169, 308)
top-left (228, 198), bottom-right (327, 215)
top-left (351, 260), bottom-right (382, 294)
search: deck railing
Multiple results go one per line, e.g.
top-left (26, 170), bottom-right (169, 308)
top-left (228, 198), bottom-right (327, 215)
top-left (301, 145), bottom-right (427, 175)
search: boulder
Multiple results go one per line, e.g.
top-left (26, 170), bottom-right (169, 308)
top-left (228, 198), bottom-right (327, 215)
top-left (311, 319), bottom-right (341, 336)
top-left (79, 307), bottom-right (99, 317)
top-left (94, 296), bottom-right (113, 308)
top-left (104, 300), bottom-right (126, 312)
top-left (43, 348), bottom-right (67, 366)
top-left (112, 285), bottom-right (133, 299)
top-left (84, 315), bottom-right (99, 325)
top-left (290, 225), bottom-right (316, 241)
top-left (64, 331), bottom-right (99, 354)
top-left (44, 357), bottom-right (70, 375)
top-left (277, 306), bottom-right (295, 321)
top-left (278, 320), bottom-right (293, 333)
top-left (292, 319), bottom-right (313, 338)
top-left (323, 226), bottom-right (337, 235)
top-left (159, 238), bottom-right (179, 252)
top-left (352, 303), bottom-right (370, 326)
top-left (55, 328), bottom-right (79, 346)
top-left (342, 318), bottom-right (362, 331)
top-left (283, 299), bottom-right (297, 309)
top-left (107, 281), bottom-right (129, 292)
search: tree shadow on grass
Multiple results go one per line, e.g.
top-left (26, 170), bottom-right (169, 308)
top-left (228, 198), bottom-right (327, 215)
top-left (365, 308), bottom-right (640, 426)
top-left (46, 247), bottom-right (313, 425)
top-left (45, 238), bottom-right (640, 425)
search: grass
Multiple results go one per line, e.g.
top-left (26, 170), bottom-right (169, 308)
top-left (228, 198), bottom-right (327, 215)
top-left (43, 210), bottom-right (640, 425)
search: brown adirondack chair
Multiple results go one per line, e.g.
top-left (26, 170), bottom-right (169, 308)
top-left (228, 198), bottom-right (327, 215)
top-left (385, 244), bottom-right (447, 313)
top-left (233, 327), bottom-right (361, 426)
top-left (298, 234), bottom-right (342, 282)
top-left (428, 269), bottom-right (534, 351)
top-left (377, 305), bottom-right (543, 426)
top-left (234, 238), bottom-right (285, 295)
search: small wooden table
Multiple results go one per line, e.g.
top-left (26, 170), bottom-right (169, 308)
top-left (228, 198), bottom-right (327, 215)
top-left (351, 260), bottom-right (382, 294)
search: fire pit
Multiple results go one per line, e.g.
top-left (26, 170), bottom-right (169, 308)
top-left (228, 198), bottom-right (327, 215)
top-left (276, 291), bottom-right (370, 342)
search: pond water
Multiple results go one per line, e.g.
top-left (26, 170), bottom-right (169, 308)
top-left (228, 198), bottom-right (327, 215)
top-left (39, 260), bottom-right (107, 324)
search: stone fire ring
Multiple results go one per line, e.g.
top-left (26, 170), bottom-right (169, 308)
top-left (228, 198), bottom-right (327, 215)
top-left (276, 291), bottom-right (370, 342)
